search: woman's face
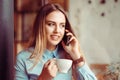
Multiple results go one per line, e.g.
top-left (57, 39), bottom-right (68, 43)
top-left (45, 11), bottom-right (66, 50)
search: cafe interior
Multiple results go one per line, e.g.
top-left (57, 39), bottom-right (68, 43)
top-left (14, 0), bottom-right (120, 80)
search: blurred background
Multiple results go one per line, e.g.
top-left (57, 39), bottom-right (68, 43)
top-left (14, 0), bottom-right (120, 80)
top-left (0, 0), bottom-right (13, 80)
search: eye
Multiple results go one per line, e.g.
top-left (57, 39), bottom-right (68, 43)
top-left (47, 22), bottom-right (55, 27)
top-left (60, 24), bottom-right (65, 28)
top-left (62, 24), bottom-right (65, 28)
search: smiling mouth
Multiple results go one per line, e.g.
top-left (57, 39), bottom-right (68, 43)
top-left (51, 35), bottom-right (60, 40)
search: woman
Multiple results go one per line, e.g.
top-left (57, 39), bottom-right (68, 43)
top-left (15, 3), bottom-right (97, 80)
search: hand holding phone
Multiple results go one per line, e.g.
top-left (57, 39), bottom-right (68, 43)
top-left (63, 32), bottom-right (71, 46)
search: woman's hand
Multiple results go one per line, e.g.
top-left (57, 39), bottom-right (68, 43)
top-left (62, 30), bottom-right (82, 61)
top-left (38, 58), bottom-right (58, 80)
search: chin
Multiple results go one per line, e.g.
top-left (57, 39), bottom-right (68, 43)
top-left (51, 41), bottom-right (61, 46)
top-left (52, 43), bottom-right (59, 46)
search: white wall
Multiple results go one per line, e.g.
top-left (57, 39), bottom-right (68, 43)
top-left (69, 0), bottom-right (120, 64)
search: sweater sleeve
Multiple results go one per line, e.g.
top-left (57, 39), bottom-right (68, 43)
top-left (76, 63), bottom-right (97, 80)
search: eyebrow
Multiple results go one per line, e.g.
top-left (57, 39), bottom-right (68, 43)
top-left (46, 20), bottom-right (55, 23)
top-left (45, 20), bottom-right (65, 24)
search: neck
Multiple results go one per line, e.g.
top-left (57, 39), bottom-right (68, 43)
top-left (47, 45), bottom-right (57, 51)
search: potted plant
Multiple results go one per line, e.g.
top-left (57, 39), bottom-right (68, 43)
top-left (104, 62), bottom-right (120, 80)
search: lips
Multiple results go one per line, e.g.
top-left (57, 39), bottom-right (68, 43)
top-left (51, 35), bottom-right (60, 40)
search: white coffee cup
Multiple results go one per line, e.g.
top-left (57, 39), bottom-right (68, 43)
top-left (56, 59), bottom-right (73, 73)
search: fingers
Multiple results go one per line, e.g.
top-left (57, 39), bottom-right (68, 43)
top-left (44, 60), bottom-right (51, 68)
top-left (65, 30), bottom-right (73, 37)
top-left (44, 58), bottom-right (57, 69)
top-left (48, 59), bottom-right (57, 69)
top-left (64, 30), bottom-right (77, 45)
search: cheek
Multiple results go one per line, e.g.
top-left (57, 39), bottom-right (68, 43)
top-left (61, 29), bottom-right (65, 36)
top-left (45, 27), bottom-right (53, 34)
top-left (46, 30), bottom-right (52, 36)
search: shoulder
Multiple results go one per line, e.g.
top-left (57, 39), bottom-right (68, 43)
top-left (16, 47), bottom-right (34, 61)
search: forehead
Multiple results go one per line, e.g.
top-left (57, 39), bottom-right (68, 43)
top-left (46, 11), bottom-right (66, 23)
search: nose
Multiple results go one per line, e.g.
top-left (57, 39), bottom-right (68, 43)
top-left (54, 25), bottom-right (60, 32)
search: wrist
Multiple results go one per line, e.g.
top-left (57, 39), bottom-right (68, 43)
top-left (73, 57), bottom-right (85, 67)
top-left (71, 53), bottom-right (81, 61)
top-left (75, 61), bottom-right (85, 67)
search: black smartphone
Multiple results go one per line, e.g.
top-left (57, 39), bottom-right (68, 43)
top-left (63, 32), bottom-right (71, 46)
